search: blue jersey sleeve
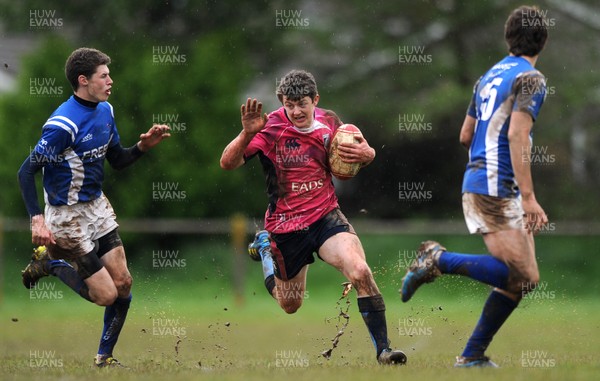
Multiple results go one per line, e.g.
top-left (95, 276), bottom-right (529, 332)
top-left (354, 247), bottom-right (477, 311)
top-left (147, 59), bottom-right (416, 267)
top-left (513, 71), bottom-right (546, 121)
top-left (36, 125), bottom-right (72, 161)
top-left (17, 126), bottom-right (73, 216)
top-left (106, 143), bottom-right (144, 170)
top-left (17, 153), bottom-right (45, 216)
top-left (466, 77), bottom-right (482, 118)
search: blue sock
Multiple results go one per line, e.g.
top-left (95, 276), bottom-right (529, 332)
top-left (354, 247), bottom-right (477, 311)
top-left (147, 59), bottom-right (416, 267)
top-left (259, 246), bottom-right (274, 279)
top-left (357, 295), bottom-right (389, 357)
top-left (47, 260), bottom-right (91, 302)
top-left (259, 244), bottom-right (276, 295)
top-left (462, 290), bottom-right (518, 358)
top-left (438, 252), bottom-right (509, 289)
top-left (98, 294), bottom-right (132, 356)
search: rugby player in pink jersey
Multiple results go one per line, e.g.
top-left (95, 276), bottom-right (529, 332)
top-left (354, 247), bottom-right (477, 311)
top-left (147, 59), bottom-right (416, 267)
top-left (220, 70), bottom-right (406, 365)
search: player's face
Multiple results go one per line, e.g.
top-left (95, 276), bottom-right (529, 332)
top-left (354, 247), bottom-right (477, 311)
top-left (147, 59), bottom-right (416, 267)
top-left (283, 95), bottom-right (319, 129)
top-left (79, 64), bottom-right (113, 103)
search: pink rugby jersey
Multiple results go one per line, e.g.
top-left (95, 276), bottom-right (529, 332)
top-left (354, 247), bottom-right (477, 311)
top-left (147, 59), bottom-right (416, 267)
top-left (244, 107), bottom-right (342, 234)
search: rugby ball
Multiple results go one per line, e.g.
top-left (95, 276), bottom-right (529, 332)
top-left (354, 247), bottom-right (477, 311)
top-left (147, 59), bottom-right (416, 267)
top-left (329, 124), bottom-right (362, 180)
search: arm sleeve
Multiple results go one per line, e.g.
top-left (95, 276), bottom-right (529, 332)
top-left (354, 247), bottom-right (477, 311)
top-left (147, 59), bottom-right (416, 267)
top-left (17, 153), bottom-right (46, 216)
top-left (466, 77), bottom-right (482, 118)
top-left (105, 142), bottom-right (145, 170)
top-left (243, 112), bottom-right (278, 163)
top-left (513, 71), bottom-right (546, 122)
top-left (17, 125), bottom-right (73, 216)
top-left (243, 134), bottom-right (266, 163)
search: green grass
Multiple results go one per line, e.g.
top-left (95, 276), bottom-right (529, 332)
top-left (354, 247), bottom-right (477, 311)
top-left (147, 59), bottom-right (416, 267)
top-left (1, 233), bottom-right (599, 380)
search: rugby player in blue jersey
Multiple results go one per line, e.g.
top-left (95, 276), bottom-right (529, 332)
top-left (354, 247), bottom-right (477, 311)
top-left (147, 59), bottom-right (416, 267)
top-left (400, 6), bottom-right (549, 367)
top-left (18, 47), bottom-right (170, 367)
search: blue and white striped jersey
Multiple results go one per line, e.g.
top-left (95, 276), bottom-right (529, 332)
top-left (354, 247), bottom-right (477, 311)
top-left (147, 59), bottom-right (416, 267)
top-left (34, 95), bottom-right (120, 206)
top-left (462, 55), bottom-right (546, 198)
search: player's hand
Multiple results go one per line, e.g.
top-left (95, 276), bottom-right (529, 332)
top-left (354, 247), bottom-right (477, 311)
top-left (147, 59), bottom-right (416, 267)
top-left (31, 215), bottom-right (56, 246)
top-left (522, 196), bottom-right (548, 234)
top-left (138, 124), bottom-right (171, 152)
top-left (241, 98), bottom-right (267, 135)
top-left (337, 135), bottom-right (375, 164)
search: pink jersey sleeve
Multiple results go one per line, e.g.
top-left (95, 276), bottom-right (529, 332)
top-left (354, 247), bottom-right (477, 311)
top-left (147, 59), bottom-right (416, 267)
top-left (244, 108), bottom-right (288, 161)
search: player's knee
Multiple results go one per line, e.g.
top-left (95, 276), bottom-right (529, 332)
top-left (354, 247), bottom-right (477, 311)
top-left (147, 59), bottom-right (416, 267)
top-left (114, 274), bottom-right (133, 296)
top-left (93, 288), bottom-right (118, 306)
top-left (347, 262), bottom-right (372, 281)
top-left (277, 292), bottom-right (303, 314)
top-left (346, 263), bottom-right (374, 291)
top-left (520, 272), bottom-right (540, 295)
top-left (508, 270), bottom-right (539, 295)
top-left (280, 300), bottom-right (302, 314)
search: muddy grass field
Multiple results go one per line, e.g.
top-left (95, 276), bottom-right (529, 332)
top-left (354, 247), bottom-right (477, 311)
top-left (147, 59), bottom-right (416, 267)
top-left (1, 233), bottom-right (598, 380)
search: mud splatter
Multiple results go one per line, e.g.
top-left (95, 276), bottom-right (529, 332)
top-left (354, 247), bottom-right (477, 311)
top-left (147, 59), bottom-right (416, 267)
top-left (321, 282), bottom-right (353, 359)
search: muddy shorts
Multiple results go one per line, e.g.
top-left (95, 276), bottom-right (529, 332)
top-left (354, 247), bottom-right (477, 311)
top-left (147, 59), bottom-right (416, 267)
top-left (270, 208), bottom-right (355, 281)
top-left (44, 193), bottom-right (119, 259)
top-left (462, 192), bottom-right (524, 234)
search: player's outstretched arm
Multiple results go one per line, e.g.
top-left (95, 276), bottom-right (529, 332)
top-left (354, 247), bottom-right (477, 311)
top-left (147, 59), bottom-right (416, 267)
top-left (337, 135), bottom-right (376, 166)
top-left (106, 124), bottom-right (170, 170)
top-left (220, 98), bottom-right (267, 170)
top-left (137, 124), bottom-right (171, 152)
top-left (508, 111), bottom-right (548, 234)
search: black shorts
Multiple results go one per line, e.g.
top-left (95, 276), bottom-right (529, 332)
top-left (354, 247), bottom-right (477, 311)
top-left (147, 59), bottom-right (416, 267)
top-left (270, 208), bottom-right (355, 281)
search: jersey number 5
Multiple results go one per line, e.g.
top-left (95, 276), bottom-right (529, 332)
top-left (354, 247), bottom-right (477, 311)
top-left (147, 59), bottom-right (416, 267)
top-left (479, 77), bottom-right (503, 122)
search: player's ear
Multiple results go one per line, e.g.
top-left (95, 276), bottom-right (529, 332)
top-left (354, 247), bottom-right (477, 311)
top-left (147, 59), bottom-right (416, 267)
top-left (78, 74), bottom-right (88, 87)
top-left (313, 94), bottom-right (320, 106)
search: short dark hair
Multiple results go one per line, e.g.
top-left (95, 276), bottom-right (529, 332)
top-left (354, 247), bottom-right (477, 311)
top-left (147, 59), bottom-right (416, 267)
top-left (276, 70), bottom-right (318, 103)
top-left (65, 48), bottom-right (111, 91)
top-left (504, 6), bottom-right (548, 57)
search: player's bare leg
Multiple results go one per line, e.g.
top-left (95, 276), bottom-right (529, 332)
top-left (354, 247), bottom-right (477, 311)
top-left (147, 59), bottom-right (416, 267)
top-left (85, 268), bottom-right (119, 306)
top-left (320, 232), bottom-right (406, 365)
top-left (273, 266), bottom-right (308, 314)
top-left (402, 228), bottom-right (539, 367)
top-left (453, 229), bottom-right (538, 367)
top-left (483, 229), bottom-right (539, 298)
top-left (93, 245), bottom-right (132, 368)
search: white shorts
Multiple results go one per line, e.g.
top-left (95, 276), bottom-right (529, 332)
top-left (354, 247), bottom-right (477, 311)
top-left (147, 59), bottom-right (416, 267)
top-left (462, 192), bottom-right (524, 234)
top-left (45, 193), bottom-right (119, 259)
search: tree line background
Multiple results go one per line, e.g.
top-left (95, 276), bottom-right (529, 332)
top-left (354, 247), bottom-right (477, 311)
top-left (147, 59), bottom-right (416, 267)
top-left (0, 0), bottom-right (598, 225)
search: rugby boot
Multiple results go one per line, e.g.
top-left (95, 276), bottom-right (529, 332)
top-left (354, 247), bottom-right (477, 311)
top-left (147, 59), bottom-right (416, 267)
top-left (400, 240), bottom-right (445, 302)
top-left (248, 230), bottom-right (270, 261)
top-left (454, 355), bottom-right (499, 368)
top-left (94, 354), bottom-right (127, 368)
top-left (377, 348), bottom-right (407, 365)
top-left (22, 246), bottom-right (50, 289)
